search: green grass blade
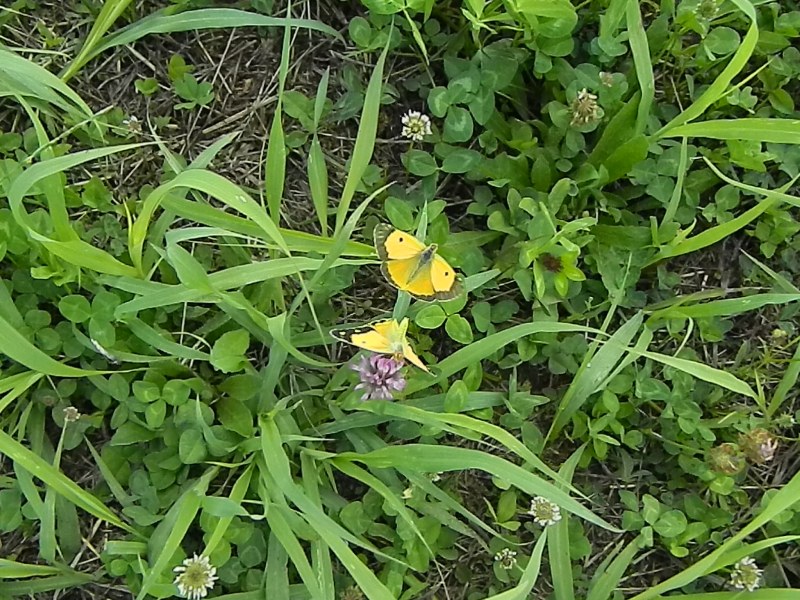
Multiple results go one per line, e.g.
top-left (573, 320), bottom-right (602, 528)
top-left (768, 340), bottom-right (800, 417)
top-left (203, 465), bottom-right (253, 556)
top-left (267, 506), bottom-right (324, 599)
top-left (0, 313), bottom-right (105, 377)
top-left (549, 447), bottom-right (584, 600)
top-left (265, 532), bottom-right (291, 600)
top-left (484, 531), bottom-right (547, 600)
top-left (625, 0), bottom-right (654, 134)
top-left (630, 347), bottom-right (756, 398)
top-left (73, 8), bottom-right (339, 76)
top-left (655, 0), bottom-right (757, 136)
top-left (0, 559), bottom-right (61, 578)
top-left (660, 137), bottom-right (689, 228)
top-left (549, 312), bottom-right (642, 441)
top-left (259, 416), bottom-right (398, 600)
top-left (406, 322), bottom-right (598, 394)
top-left (2, 574), bottom-right (95, 595)
top-left (649, 293), bottom-right (800, 321)
top-left (61, 0), bottom-right (134, 81)
top-left (334, 27), bottom-right (391, 234)
top-left (265, 3), bottom-right (292, 224)
top-left (342, 444), bottom-right (616, 531)
top-left (0, 47), bottom-right (93, 118)
top-left (586, 535), bottom-right (643, 600)
top-left (663, 118), bottom-right (800, 144)
top-left (137, 480), bottom-right (206, 600)
top-left (0, 429), bottom-right (136, 535)
top-left (300, 453), bottom-right (335, 600)
top-left (357, 401), bottom-right (576, 493)
top-left (0, 371), bottom-right (43, 414)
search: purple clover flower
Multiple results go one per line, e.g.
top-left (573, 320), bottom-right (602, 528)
top-left (351, 354), bottom-right (406, 401)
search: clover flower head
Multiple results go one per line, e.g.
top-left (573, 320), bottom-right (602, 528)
top-left (729, 556), bottom-right (762, 592)
top-left (739, 428), bottom-right (778, 464)
top-left (528, 496), bottom-right (561, 527)
top-left (122, 115), bottom-right (142, 134)
top-left (494, 547), bottom-right (518, 570)
top-left (63, 406), bottom-right (81, 423)
top-left (351, 354), bottom-right (406, 401)
top-left (708, 443), bottom-right (745, 475)
top-left (401, 110), bottom-right (432, 142)
top-left (173, 554), bottom-right (218, 600)
top-left (570, 89), bottom-right (601, 126)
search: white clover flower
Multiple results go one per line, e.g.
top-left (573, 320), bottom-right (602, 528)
top-left (63, 407), bottom-right (81, 423)
top-left (493, 547), bottom-right (517, 570)
top-left (729, 556), bottom-right (762, 592)
top-left (174, 554), bottom-right (218, 599)
top-left (122, 115), bottom-right (142, 134)
top-left (401, 110), bottom-right (432, 142)
top-left (570, 89), bottom-right (601, 126)
top-left (528, 496), bottom-right (561, 527)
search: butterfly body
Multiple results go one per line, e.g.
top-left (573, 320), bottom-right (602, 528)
top-left (374, 224), bottom-right (461, 301)
top-left (331, 318), bottom-right (428, 372)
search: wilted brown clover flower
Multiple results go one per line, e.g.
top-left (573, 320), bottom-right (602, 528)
top-left (570, 89), bottom-right (601, 126)
top-left (708, 443), bottom-right (745, 475)
top-left (739, 428), bottom-right (778, 464)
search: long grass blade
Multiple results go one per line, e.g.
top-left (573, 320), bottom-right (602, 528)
top-left (625, 0), bottom-right (654, 134)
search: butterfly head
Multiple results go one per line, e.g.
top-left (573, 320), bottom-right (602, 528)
top-left (421, 244), bottom-right (438, 263)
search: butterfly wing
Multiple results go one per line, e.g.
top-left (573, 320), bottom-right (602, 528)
top-left (429, 254), bottom-right (462, 301)
top-left (331, 323), bottom-right (393, 353)
top-left (374, 224), bottom-right (426, 261)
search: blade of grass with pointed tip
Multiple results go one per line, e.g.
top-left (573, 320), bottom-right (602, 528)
top-left (586, 535), bottom-right (643, 600)
top-left (0, 313), bottom-right (106, 377)
top-left (72, 8), bottom-right (339, 75)
top-left (648, 293), bottom-right (800, 320)
top-left (626, 0), bottom-right (653, 135)
top-left (265, 4), bottom-right (291, 224)
top-left (0, 47), bottom-right (93, 118)
top-left (204, 465), bottom-right (253, 557)
top-left (655, 0), bottom-right (757, 136)
top-left (137, 484), bottom-right (205, 600)
top-left (2, 573), bottom-right (95, 595)
top-left (334, 28), bottom-right (391, 234)
top-left (652, 592), bottom-right (800, 600)
top-left (259, 417), bottom-right (398, 600)
top-left (549, 312), bottom-right (642, 441)
top-left (357, 401), bottom-right (576, 493)
top-left (664, 118), bottom-right (800, 144)
top-left (549, 447), bottom-right (585, 600)
top-left (61, 0), bottom-right (133, 81)
top-left (0, 559), bottom-right (62, 578)
top-left (309, 69), bottom-right (330, 235)
top-left (341, 444), bottom-right (616, 531)
top-left (0, 371), bottom-right (43, 414)
top-left (406, 322), bottom-right (598, 394)
top-left (0, 429), bottom-right (136, 535)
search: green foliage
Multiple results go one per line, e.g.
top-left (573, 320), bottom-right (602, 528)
top-left (4, 0), bottom-right (800, 599)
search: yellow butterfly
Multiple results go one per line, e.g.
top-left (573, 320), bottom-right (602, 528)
top-left (331, 317), bottom-right (428, 372)
top-left (374, 224), bottom-right (462, 301)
